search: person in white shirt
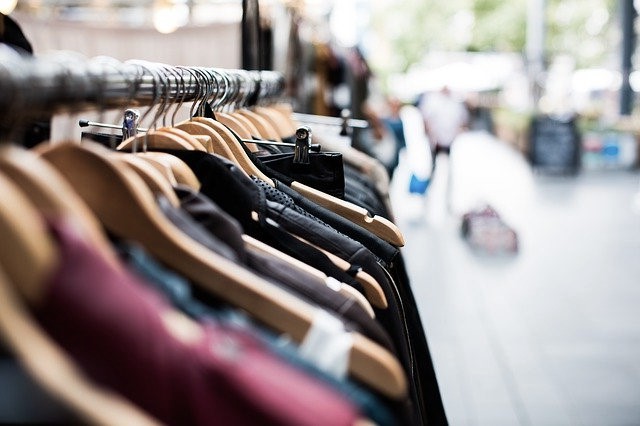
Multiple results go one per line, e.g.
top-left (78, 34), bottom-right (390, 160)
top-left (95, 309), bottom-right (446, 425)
top-left (418, 86), bottom-right (469, 173)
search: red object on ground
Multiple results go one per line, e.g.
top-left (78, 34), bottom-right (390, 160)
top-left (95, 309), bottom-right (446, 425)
top-left (461, 205), bottom-right (518, 254)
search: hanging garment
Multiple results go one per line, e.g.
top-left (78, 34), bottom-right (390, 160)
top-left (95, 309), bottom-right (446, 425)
top-left (155, 149), bottom-right (372, 296)
top-left (250, 177), bottom-right (395, 293)
top-left (0, 51), bottom-right (451, 424)
top-left (273, 181), bottom-right (399, 266)
top-left (343, 163), bottom-right (390, 218)
top-left (157, 188), bottom-right (395, 351)
top-left (33, 218), bottom-right (363, 426)
top-left (154, 149), bottom-right (423, 425)
top-left (256, 150), bottom-right (346, 199)
top-left (117, 243), bottom-right (398, 426)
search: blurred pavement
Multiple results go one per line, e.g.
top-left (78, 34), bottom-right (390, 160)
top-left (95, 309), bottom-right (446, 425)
top-left (391, 131), bottom-right (640, 426)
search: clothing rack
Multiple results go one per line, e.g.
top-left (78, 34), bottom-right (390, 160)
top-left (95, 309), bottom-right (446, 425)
top-left (0, 47), bottom-right (285, 120)
top-left (0, 47), bottom-right (448, 426)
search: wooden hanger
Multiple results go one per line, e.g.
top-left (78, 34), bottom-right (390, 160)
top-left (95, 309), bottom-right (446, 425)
top-left (336, 281), bottom-right (376, 319)
top-left (0, 145), bottom-right (119, 271)
top-left (0, 264), bottom-right (160, 426)
top-left (0, 171), bottom-right (60, 305)
top-left (242, 235), bottom-right (375, 319)
top-left (136, 154), bottom-right (178, 186)
top-left (173, 121), bottom-right (216, 153)
top-left (135, 151), bottom-right (201, 191)
top-left (230, 112), bottom-right (265, 139)
top-left (290, 233), bottom-right (388, 309)
top-left (193, 135), bottom-right (212, 149)
top-left (160, 127), bottom-right (208, 151)
top-left (213, 112), bottom-right (261, 152)
top-left (269, 103), bottom-right (299, 134)
top-left (193, 115), bottom-right (405, 247)
top-left (118, 129), bottom-right (196, 152)
top-left (191, 116), bottom-right (276, 182)
top-left (292, 183), bottom-right (405, 246)
top-left (237, 108), bottom-right (283, 141)
top-left (215, 112), bottom-right (254, 141)
top-left (111, 153), bottom-right (181, 208)
top-left (254, 106), bottom-right (297, 138)
top-left (0, 177), bottom-right (158, 424)
top-left (173, 119), bottom-right (237, 159)
top-left (40, 141), bottom-right (407, 400)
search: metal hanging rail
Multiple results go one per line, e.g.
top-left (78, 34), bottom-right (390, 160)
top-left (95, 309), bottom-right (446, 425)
top-left (0, 47), bottom-right (286, 121)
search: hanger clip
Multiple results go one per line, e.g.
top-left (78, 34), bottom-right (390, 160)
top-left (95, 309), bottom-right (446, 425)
top-left (122, 108), bottom-right (141, 140)
top-left (293, 126), bottom-right (312, 165)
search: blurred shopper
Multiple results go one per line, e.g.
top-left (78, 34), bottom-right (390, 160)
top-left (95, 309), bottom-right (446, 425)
top-left (400, 104), bottom-right (432, 199)
top-left (382, 97), bottom-right (407, 179)
top-left (362, 96), bottom-right (404, 179)
top-left (419, 86), bottom-right (469, 174)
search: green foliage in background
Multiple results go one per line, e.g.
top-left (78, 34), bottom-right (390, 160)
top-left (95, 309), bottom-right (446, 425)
top-left (469, 0), bottom-right (526, 52)
top-left (546, 0), bottom-right (619, 68)
top-left (371, 0), bottom-right (619, 75)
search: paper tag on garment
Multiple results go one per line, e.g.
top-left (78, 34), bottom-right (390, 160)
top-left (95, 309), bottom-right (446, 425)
top-left (298, 310), bottom-right (353, 379)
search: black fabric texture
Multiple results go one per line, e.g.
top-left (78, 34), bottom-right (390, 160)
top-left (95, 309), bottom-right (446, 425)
top-left (174, 185), bottom-right (247, 263)
top-left (274, 182), bottom-right (400, 264)
top-left (157, 195), bottom-right (241, 263)
top-left (169, 182), bottom-right (395, 350)
top-left (155, 150), bottom-right (368, 296)
top-left (387, 256), bottom-right (448, 426)
top-left (251, 177), bottom-right (395, 297)
top-left (81, 131), bottom-right (122, 148)
top-left (342, 164), bottom-right (388, 218)
top-left (245, 248), bottom-right (396, 352)
top-left (153, 149), bottom-right (446, 425)
top-left (343, 164), bottom-right (390, 219)
top-left (257, 151), bottom-right (346, 199)
top-left (344, 176), bottom-right (386, 218)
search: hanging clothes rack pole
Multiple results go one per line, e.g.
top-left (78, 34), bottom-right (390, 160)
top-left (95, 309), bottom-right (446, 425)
top-left (290, 112), bottom-right (369, 129)
top-left (0, 51), bottom-right (287, 119)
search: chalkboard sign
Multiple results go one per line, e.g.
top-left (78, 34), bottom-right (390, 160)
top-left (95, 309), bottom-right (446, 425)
top-left (529, 114), bottom-right (580, 174)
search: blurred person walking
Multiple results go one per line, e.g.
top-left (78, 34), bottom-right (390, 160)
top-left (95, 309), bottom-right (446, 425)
top-left (418, 86), bottom-right (469, 212)
top-left (419, 86), bottom-right (469, 174)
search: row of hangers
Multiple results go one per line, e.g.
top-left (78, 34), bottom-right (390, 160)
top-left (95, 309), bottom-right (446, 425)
top-left (81, 61), bottom-right (394, 311)
top-left (0, 48), bottom-right (404, 248)
top-left (0, 51), bottom-right (409, 424)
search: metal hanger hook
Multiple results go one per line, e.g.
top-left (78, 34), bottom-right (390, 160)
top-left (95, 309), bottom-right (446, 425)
top-left (178, 66), bottom-right (203, 120)
top-left (125, 59), bottom-right (162, 152)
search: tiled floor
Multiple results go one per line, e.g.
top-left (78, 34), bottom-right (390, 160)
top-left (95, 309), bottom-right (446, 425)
top-left (390, 132), bottom-right (640, 425)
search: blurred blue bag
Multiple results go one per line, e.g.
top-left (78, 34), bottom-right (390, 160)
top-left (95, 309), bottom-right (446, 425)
top-left (409, 173), bottom-right (430, 194)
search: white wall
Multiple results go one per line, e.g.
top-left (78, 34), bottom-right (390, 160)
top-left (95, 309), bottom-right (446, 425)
top-left (14, 12), bottom-right (241, 69)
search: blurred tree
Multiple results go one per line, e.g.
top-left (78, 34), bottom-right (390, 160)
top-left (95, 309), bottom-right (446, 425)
top-left (370, 0), bottom-right (619, 76)
top-left (469, 0), bottom-right (526, 52)
top-left (546, 0), bottom-right (618, 68)
top-left (370, 0), bottom-right (462, 73)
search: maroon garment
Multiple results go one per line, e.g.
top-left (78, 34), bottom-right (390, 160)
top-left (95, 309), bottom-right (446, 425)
top-left (33, 218), bottom-right (360, 426)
